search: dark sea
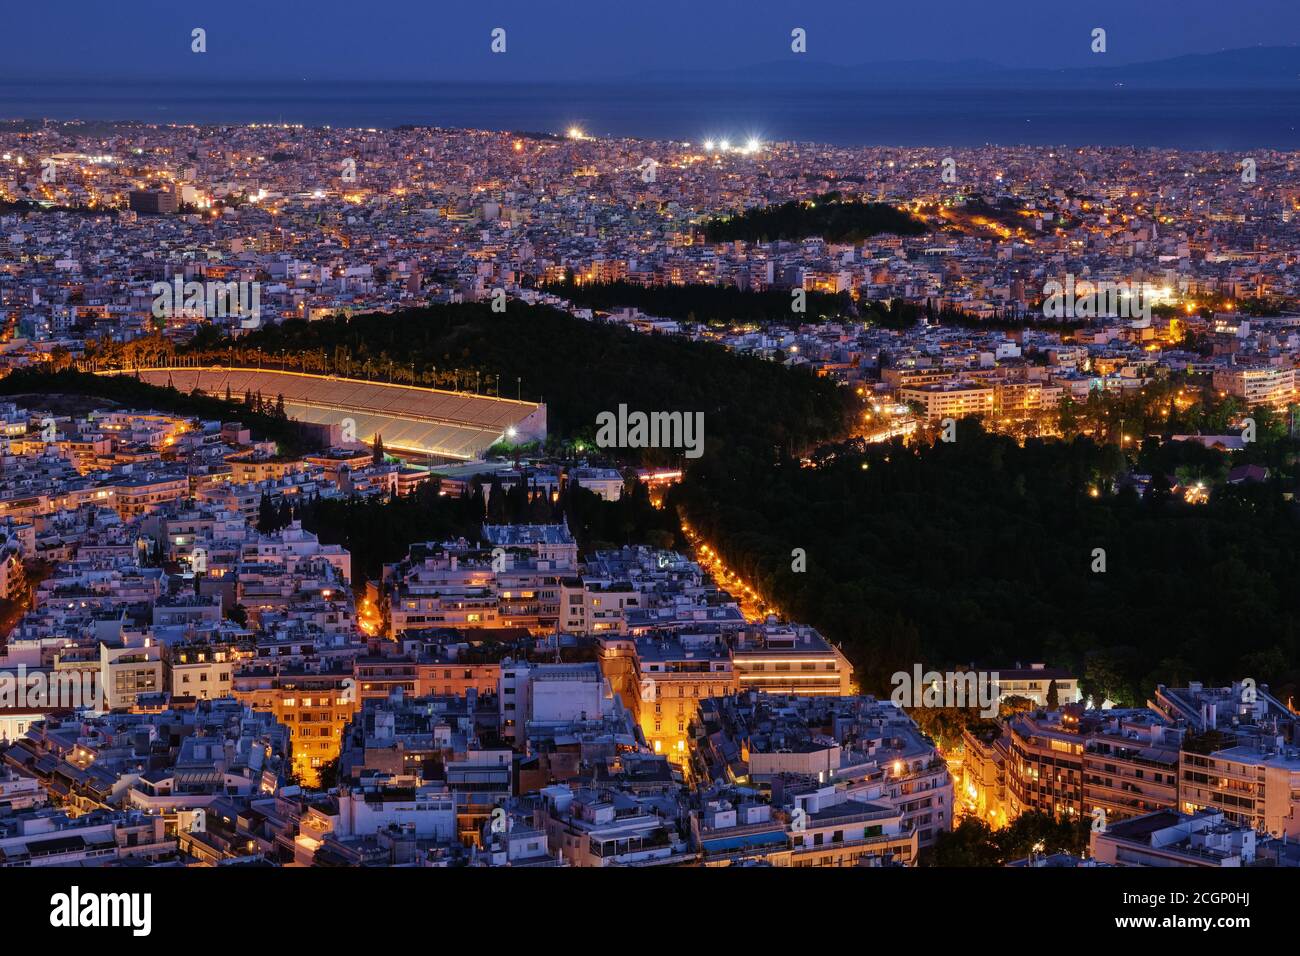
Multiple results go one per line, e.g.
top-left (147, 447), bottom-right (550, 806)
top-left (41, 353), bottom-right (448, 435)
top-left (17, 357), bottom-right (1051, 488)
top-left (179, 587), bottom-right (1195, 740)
top-left (2, 81), bottom-right (1298, 150)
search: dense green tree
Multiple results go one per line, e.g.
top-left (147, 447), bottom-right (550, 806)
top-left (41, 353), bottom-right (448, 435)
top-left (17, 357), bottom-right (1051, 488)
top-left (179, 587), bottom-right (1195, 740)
top-left (257, 493), bottom-right (278, 533)
top-left (929, 818), bottom-right (1003, 866)
top-left (931, 812), bottom-right (1089, 867)
top-left (538, 278), bottom-right (853, 325)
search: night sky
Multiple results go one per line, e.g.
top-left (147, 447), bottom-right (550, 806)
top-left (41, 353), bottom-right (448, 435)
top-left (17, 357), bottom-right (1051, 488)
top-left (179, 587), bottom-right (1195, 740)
top-left (5, 0), bottom-right (1297, 82)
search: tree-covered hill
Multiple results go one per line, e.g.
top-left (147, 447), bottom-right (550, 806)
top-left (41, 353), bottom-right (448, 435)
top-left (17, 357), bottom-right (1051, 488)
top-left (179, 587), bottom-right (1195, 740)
top-left (677, 420), bottom-right (1300, 705)
top-left (165, 303), bottom-right (857, 463)
top-left (537, 279), bottom-right (853, 324)
top-left (703, 192), bottom-right (927, 243)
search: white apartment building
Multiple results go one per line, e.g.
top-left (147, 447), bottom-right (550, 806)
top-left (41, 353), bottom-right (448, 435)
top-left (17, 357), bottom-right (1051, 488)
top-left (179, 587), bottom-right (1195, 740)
top-left (899, 381), bottom-right (996, 421)
top-left (1212, 364), bottom-right (1296, 407)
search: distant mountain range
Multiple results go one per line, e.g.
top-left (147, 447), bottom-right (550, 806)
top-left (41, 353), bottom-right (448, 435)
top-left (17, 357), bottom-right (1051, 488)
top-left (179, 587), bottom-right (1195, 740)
top-left (630, 46), bottom-right (1300, 90)
top-left (2, 45), bottom-right (1297, 91)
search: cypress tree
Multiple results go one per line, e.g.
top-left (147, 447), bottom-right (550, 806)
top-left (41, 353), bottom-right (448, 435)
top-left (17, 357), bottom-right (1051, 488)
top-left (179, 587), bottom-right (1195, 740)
top-left (257, 493), bottom-right (276, 532)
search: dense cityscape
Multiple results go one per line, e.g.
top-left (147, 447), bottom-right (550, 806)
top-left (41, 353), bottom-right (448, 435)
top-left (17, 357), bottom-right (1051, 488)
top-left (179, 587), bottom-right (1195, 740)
top-left (0, 6), bottom-right (1296, 940)
top-left (0, 116), bottom-right (1296, 875)
top-left (4, 122), bottom-right (1299, 429)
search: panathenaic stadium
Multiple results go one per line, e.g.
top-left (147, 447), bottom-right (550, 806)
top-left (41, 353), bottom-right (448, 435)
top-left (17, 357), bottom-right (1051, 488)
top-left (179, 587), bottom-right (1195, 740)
top-left (108, 367), bottom-right (546, 460)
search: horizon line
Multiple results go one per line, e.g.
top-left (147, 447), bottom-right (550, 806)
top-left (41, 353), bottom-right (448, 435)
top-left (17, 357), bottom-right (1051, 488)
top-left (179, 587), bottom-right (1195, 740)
top-left (2, 43), bottom-right (1299, 87)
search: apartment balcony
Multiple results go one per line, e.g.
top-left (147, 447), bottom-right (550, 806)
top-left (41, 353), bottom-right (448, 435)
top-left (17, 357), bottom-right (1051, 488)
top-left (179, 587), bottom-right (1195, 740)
top-left (589, 830), bottom-right (686, 864)
top-left (790, 830), bottom-right (915, 861)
